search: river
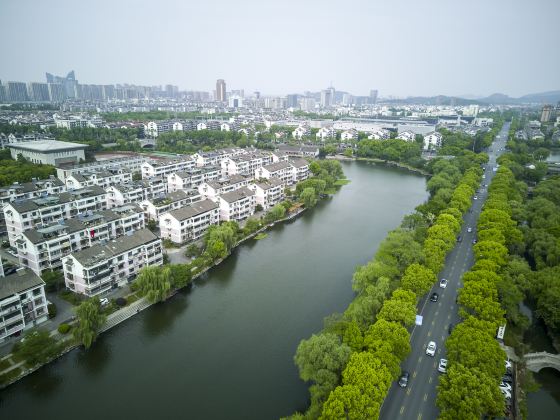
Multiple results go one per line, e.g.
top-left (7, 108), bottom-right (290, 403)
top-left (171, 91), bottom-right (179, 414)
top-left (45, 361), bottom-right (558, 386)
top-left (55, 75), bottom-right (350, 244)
top-left (0, 161), bottom-right (428, 419)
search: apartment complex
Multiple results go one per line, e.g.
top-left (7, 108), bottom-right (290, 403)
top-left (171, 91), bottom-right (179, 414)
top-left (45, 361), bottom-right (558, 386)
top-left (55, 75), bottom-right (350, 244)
top-left (159, 199), bottom-right (219, 244)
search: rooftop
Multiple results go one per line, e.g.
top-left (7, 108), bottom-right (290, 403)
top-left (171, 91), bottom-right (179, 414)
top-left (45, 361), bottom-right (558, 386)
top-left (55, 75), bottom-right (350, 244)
top-left (0, 270), bottom-right (45, 300)
top-left (220, 186), bottom-right (255, 203)
top-left (166, 199), bottom-right (218, 221)
top-left (8, 140), bottom-right (88, 153)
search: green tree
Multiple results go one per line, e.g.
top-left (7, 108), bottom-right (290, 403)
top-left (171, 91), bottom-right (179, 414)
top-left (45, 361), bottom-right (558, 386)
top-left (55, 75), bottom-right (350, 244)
top-left (15, 329), bottom-right (61, 366)
top-left (134, 266), bottom-right (172, 303)
top-left (73, 298), bottom-right (107, 349)
top-left (401, 263), bottom-right (436, 297)
top-left (41, 270), bottom-right (65, 292)
top-left (300, 187), bottom-right (318, 208)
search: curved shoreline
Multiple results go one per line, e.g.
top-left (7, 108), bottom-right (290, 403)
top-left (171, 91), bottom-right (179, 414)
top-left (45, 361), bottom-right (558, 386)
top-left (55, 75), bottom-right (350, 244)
top-left (328, 154), bottom-right (430, 176)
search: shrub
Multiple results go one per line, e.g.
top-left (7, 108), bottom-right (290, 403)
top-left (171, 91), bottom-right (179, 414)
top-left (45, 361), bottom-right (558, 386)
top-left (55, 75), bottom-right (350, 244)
top-left (47, 303), bottom-right (57, 319)
top-left (255, 204), bottom-right (264, 212)
top-left (58, 323), bottom-right (71, 334)
top-left (115, 297), bottom-right (127, 307)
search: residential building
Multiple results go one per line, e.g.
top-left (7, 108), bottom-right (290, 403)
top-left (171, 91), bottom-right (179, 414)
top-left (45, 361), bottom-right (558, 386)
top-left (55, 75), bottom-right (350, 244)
top-left (15, 204), bottom-right (145, 275)
top-left (396, 130), bottom-right (416, 142)
top-left (3, 185), bottom-right (108, 246)
top-left (56, 155), bottom-right (149, 182)
top-left (316, 126), bottom-right (336, 141)
top-left (278, 145), bottom-right (319, 158)
top-left (144, 121), bottom-right (172, 137)
top-left (167, 166), bottom-right (221, 192)
top-left (423, 131), bottom-right (443, 151)
top-left (0, 270), bottom-right (48, 343)
top-left (368, 128), bottom-right (391, 140)
top-left (62, 228), bottom-right (163, 296)
top-left (198, 175), bottom-right (250, 201)
top-left (248, 178), bottom-right (285, 210)
top-left (8, 140), bottom-right (87, 165)
top-left (221, 153), bottom-right (273, 177)
top-left (27, 82), bottom-right (50, 102)
top-left (141, 157), bottom-right (195, 179)
top-left (341, 129), bottom-right (359, 141)
top-left (255, 161), bottom-right (294, 185)
top-left (159, 199), bottom-right (219, 244)
top-left (0, 176), bottom-right (65, 208)
top-left (289, 158), bottom-right (310, 183)
top-left (218, 187), bottom-right (256, 221)
top-left (292, 125), bottom-right (311, 140)
top-left (140, 189), bottom-right (201, 221)
top-left (216, 79), bottom-right (226, 102)
top-left (106, 184), bottom-right (144, 208)
top-left (541, 105), bottom-right (554, 123)
top-left (65, 168), bottom-right (132, 190)
top-left (6, 81), bottom-right (29, 102)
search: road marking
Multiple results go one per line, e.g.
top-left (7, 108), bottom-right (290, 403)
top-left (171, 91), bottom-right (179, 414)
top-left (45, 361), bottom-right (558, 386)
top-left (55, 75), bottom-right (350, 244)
top-left (427, 330), bottom-right (431, 337)
top-left (438, 301), bottom-right (442, 307)
top-left (432, 320), bottom-right (435, 326)
top-left (413, 370), bottom-right (418, 378)
top-left (435, 311), bottom-right (439, 316)
top-left (407, 387), bottom-right (412, 395)
top-left (418, 413), bottom-right (422, 420)
top-left (400, 406), bottom-right (405, 414)
top-left (447, 314), bottom-right (451, 320)
top-left (429, 376), bottom-right (433, 384)
top-left (424, 393), bottom-right (428, 402)
top-left (442, 335), bottom-right (445, 341)
top-left (450, 305), bottom-right (454, 310)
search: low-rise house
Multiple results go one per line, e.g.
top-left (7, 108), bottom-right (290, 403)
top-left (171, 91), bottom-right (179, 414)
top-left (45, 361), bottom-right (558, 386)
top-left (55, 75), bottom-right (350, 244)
top-left (15, 204), bottom-right (145, 275)
top-left (218, 187), bottom-right (256, 221)
top-left (159, 199), bottom-right (219, 244)
top-left (255, 161), bottom-right (294, 185)
top-left (292, 125), bottom-right (311, 139)
top-left (3, 185), bottom-right (108, 246)
top-left (0, 270), bottom-right (48, 343)
top-left (341, 129), bottom-right (359, 141)
top-left (278, 145), bottom-right (320, 158)
top-left (141, 157), bottom-right (195, 179)
top-left (368, 128), bottom-right (390, 140)
top-left (56, 155), bottom-right (149, 183)
top-left (198, 175), bottom-right (250, 201)
top-left (248, 178), bottom-right (285, 210)
top-left (167, 166), bottom-right (222, 192)
top-left (271, 151), bottom-right (289, 163)
top-left (221, 153), bottom-right (273, 177)
top-left (396, 130), bottom-right (416, 142)
top-left (316, 126), bottom-right (336, 141)
top-left (144, 121), bottom-right (172, 137)
top-left (423, 131), bottom-right (443, 151)
top-left (140, 189), bottom-right (201, 221)
top-left (62, 228), bottom-right (163, 297)
top-left (138, 177), bottom-right (168, 200)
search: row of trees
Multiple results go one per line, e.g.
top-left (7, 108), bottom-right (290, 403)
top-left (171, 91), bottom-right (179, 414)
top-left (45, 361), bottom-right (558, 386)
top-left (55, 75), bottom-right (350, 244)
top-left (289, 155), bottom-right (480, 419)
top-left (0, 150), bottom-right (56, 187)
top-left (437, 166), bottom-right (521, 419)
top-left (356, 138), bottom-right (424, 169)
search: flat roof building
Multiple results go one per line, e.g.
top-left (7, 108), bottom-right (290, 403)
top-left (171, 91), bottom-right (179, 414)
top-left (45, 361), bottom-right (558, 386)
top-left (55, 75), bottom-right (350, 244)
top-left (8, 140), bottom-right (87, 166)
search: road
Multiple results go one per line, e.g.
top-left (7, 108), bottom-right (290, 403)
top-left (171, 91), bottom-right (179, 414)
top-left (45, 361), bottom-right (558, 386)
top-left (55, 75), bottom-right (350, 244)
top-left (380, 122), bottom-right (510, 420)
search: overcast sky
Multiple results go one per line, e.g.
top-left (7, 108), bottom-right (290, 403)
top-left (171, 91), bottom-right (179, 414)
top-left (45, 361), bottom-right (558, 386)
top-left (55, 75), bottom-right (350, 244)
top-left (1, 0), bottom-right (559, 98)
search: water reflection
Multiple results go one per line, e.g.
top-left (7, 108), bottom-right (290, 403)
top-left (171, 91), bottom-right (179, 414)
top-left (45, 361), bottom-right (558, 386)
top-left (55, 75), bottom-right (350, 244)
top-left (76, 339), bottom-right (112, 377)
top-left (141, 294), bottom-right (189, 337)
top-left (21, 365), bottom-right (63, 398)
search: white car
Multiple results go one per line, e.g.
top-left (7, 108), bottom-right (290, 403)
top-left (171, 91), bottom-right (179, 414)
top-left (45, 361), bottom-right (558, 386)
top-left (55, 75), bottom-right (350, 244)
top-left (438, 358), bottom-right (448, 373)
top-left (500, 382), bottom-right (512, 392)
top-left (100, 297), bottom-right (109, 307)
top-left (426, 341), bottom-right (437, 357)
top-left (501, 388), bottom-right (512, 400)
top-left (467, 227), bottom-right (472, 233)
top-left (505, 360), bottom-right (513, 370)
top-left (439, 279), bottom-right (448, 289)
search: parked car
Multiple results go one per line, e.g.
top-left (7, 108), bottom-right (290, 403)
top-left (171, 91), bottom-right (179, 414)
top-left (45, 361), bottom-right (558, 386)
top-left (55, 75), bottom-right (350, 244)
top-left (438, 358), bottom-right (448, 373)
top-left (426, 341), bottom-right (437, 356)
top-left (457, 235), bottom-right (462, 242)
top-left (501, 388), bottom-right (512, 400)
top-left (430, 292), bottom-right (439, 302)
top-left (500, 382), bottom-right (512, 392)
top-left (100, 298), bottom-right (109, 307)
top-left (472, 238), bottom-right (477, 244)
top-left (439, 279), bottom-right (448, 289)
top-left (474, 195), bottom-right (478, 200)
top-left (505, 360), bottom-right (513, 371)
top-left (398, 371), bottom-right (410, 388)
top-left (467, 227), bottom-right (472, 233)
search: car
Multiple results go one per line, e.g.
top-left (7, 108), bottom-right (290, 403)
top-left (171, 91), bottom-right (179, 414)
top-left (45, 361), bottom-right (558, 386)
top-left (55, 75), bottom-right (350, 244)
top-left (502, 375), bottom-right (513, 384)
top-left (505, 360), bottom-right (513, 370)
top-left (438, 358), bottom-right (448, 373)
top-left (430, 292), bottom-right (439, 302)
top-left (448, 323), bottom-right (454, 334)
top-left (4, 266), bottom-right (17, 275)
top-left (426, 341), bottom-right (437, 356)
top-left (472, 238), bottom-right (477, 244)
top-left (457, 235), bottom-right (462, 242)
top-left (100, 297), bottom-right (109, 307)
top-left (500, 382), bottom-right (512, 392)
top-left (398, 371), bottom-right (410, 388)
top-left (473, 195), bottom-right (478, 200)
top-left (439, 279), bottom-right (448, 289)
top-left (467, 227), bottom-right (472, 233)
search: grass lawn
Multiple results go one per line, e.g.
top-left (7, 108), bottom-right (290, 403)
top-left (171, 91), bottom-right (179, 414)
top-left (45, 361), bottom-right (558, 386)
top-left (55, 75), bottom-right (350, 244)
top-left (0, 366), bottom-right (23, 386)
top-left (254, 233), bottom-right (268, 240)
top-left (0, 358), bottom-right (12, 372)
top-left (334, 179), bottom-right (351, 186)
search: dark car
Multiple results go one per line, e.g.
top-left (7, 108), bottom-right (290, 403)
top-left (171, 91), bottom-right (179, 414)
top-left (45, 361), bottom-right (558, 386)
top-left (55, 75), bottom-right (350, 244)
top-left (457, 235), bottom-right (462, 242)
top-left (448, 323), bottom-right (454, 334)
top-left (430, 292), bottom-right (439, 302)
top-left (398, 371), bottom-right (410, 388)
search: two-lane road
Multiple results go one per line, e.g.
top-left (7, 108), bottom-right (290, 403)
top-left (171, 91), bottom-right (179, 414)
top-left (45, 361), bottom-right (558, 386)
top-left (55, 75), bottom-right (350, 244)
top-left (380, 122), bottom-right (511, 420)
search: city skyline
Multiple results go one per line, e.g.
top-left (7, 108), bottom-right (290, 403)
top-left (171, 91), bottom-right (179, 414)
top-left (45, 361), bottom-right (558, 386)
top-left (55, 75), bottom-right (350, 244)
top-left (1, 0), bottom-right (559, 98)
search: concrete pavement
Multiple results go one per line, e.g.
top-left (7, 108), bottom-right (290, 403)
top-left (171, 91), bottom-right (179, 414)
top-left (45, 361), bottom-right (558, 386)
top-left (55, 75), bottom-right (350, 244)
top-left (380, 122), bottom-right (510, 420)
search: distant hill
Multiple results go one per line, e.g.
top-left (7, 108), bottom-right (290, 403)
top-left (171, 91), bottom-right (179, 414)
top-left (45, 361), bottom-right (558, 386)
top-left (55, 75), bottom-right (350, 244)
top-left (384, 96), bottom-right (481, 105)
top-left (383, 90), bottom-right (560, 105)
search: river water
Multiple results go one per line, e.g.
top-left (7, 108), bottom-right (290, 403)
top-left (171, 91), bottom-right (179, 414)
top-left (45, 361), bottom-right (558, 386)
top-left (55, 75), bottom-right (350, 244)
top-left (0, 161), bottom-right (428, 419)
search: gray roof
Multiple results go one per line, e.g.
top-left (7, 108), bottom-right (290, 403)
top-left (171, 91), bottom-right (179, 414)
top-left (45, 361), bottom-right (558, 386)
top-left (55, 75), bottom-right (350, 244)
top-left (10, 185), bottom-right (106, 213)
top-left (220, 187), bottom-right (255, 203)
top-left (289, 158), bottom-right (309, 168)
top-left (166, 199), bottom-right (218, 221)
top-left (8, 140), bottom-right (88, 153)
top-left (0, 270), bottom-right (45, 300)
top-left (254, 177), bottom-right (285, 190)
top-left (70, 228), bottom-right (158, 267)
top-left (263, 161), bottom-right (292, 172)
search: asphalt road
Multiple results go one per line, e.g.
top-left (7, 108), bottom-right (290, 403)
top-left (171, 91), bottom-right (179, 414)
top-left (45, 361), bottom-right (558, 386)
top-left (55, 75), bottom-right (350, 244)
top-left (380, 122), bottom-right (511, 420)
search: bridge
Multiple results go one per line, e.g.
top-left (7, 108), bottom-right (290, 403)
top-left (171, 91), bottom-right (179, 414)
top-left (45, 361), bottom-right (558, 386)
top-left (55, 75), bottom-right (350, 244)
top-left (524, 352), bottom-right (560, 372)
top-left (139, 138), bottom-right (156, 148)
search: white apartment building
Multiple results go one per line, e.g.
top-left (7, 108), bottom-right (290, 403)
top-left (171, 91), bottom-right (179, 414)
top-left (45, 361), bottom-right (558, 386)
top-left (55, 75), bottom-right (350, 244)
top-left (292, 125), bottom-right (311, 139)
top-left (159, 199), bottom-right (219, 244)
top-left (106, 183), bottom-right (144, 208)
top-left (14, 204), bottom-right (145, 275)
top-left (198, 175), bottom-right (250, 201)
top-left (278, 145), bottom-right (320, 158)
top-left (141, 157), bottom-right (195, 179)
top-left (218, 187), bottom-right (256, 222)
top-left (167, 166), bottom-right (222, 192)
top-left (423, 131), bottom-right (443, 151)
top-left (3, 185), bottom-right (108, 246)
top-left (316, 126), bottom-right (336, 141)
top-left (221, 153), bottom-right (273, 177)
top-left (56, 155), bottom-right (149, 183)
top-left (289, 158), bottom-right (311, 183)
top-left (0, 176), bottom-right (66, 208)
top-left (140, 189), bottom-right (201, 221)
top-left (341, 129), bottom-right (359, 141)
top-left (62, 228), bottom-right (163, 297)
top-left (139, 177), bottom-right (168, 200)
top-left (368, 128), bottom-right (391, 140)
top-left (144, 121), bottom-right (172, 137)
top-left (396, 130), bottom-right (416, 142)
top-left (255, 161), bottom-right (294, 185)
top-left (65, 168), bottom-right (132, 190)
top-left (248, 178), bottom-right (285, 210)
top-left (0, 270), bottom-right (48, 343)
top-left (271, 151), bottom-right (289, 163)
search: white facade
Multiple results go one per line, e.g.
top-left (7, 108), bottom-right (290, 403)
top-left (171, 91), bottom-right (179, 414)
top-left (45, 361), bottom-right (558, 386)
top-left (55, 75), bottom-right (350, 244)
top-left (218, 187), bottom-right (256, 222)
top-left (167, 167), bottom-right (222, 192)
top-left (292, 125), bottom-right (311, 139)
top-left (316, 126), bottom-right (336, 141)
top-left (141, 158), bottom-right (195, 179)
top-left (8, 140), bottom-right (87, 166)
top-left (159, 199), bottom-right (219, 244)
top-left (255, 161), bottom-right (294, 185)
top-left (62, 228), bottom-right (163, 297)
top-left (248, 178), bottom-right (285, 210)
top-left (65, 168), bottom-right (132, 190)
top-left (198, 175), bottom-right (250, 201)
top-left (368, 128), bottom-right (391, 140)
top-left (341, 129), bottom-right (359, 141)
top-left (396, 130), bottom-right (416, 142)
top-left (140, 189), bottom-right (201, 221)
top-left (423, 131), bottom-right (443, 151)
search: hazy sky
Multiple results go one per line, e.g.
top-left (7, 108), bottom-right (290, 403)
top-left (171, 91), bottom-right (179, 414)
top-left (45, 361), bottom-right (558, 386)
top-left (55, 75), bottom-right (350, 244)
top-left (1, 0), bottom-right (559, 97)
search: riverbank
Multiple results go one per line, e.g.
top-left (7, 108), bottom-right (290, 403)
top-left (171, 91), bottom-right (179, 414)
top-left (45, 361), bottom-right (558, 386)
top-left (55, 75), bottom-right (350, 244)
top-left (0, 200), bottom-right (311, 390)
top-left (328, 154), bottom-right (431, 176)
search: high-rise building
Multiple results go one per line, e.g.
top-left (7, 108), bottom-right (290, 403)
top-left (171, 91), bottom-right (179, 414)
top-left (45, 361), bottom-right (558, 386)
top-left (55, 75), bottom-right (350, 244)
top-left (320, 89), bottom-right (333, 108)
top-left (46, 70), bottom-right (77, 99)
top-left (370, 89), bottom-right (378, 104)
top-left (48, 83), bottom-right (65, 102)
top-left (541, 105), bottom-right (554, 123)
top-left (231, 89), bottom-right (244, 98)
top-left (254, 91), bottom-right (260, 99)
top-left (342, 93), bottom-right (353, 106)
top-left (287, 94), bottom-right (298, 108)
top-left (228, 95), bottom-right (243, 108)
top-left (102, 85), bottom-right (115, 100)
top-left (216, 79), bottom-right (226, 102)
top-left (6, 81), bottom-right (29, 102)
top-left (0, 83), bottom-right (6, 103)
top-left (27, 82), bottom-right (50, 102)
top-left (300, 97), bottom-right (316, 112)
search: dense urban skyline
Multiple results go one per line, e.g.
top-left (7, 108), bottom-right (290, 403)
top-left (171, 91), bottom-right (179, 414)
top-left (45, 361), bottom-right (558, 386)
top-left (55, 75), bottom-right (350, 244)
top-left (1, 0), bottom-right (559, 98)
